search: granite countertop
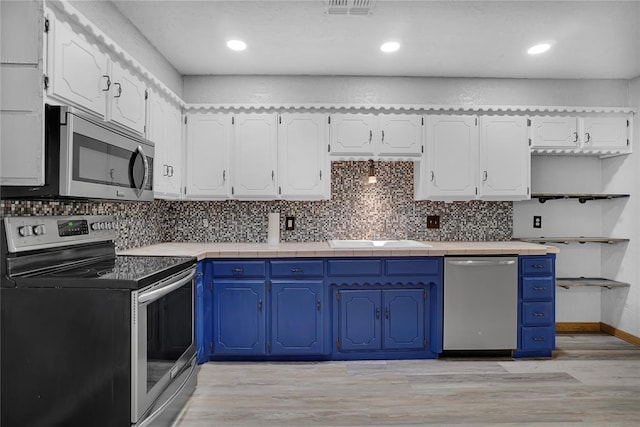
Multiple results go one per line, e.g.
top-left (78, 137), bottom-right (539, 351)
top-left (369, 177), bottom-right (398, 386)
top-left (118, 241), bottom-right (559, 260)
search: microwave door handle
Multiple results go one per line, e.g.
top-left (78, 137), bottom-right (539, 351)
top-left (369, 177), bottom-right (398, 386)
top-left (138, 267), bottom-right (196, 304)
top-left (136, 145), bottom-right (150, 193)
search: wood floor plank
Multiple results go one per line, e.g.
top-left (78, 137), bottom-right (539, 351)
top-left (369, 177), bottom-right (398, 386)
top-left (175, 334), bottom-right (640, 426)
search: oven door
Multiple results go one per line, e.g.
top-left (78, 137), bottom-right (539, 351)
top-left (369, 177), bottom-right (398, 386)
top-left (59, 107), bottom-right (154, 201)
top-left (131, 267), bottom-right (196, 424)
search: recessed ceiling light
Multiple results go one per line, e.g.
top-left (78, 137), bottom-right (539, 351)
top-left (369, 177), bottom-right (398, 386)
top-left (527, 42), bottom-right (552, 55)
top-left (227, 40), bottom-right (247, 51)
top-left (380, 41), bottom-right (400, 53)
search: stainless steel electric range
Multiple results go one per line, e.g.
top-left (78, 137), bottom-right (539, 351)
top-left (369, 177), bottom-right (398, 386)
top-left (1, 215), bottom-right (197, 427)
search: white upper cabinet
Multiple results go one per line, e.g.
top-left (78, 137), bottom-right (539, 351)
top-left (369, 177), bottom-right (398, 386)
top-left (108, 60), bottom-right (147, 134)
top-left (48, 17), bottom-right (109, 117)
top-left (479, 116), bottom-right (530, 200)
top-left (329, 113), bottom-right (423, 158)
top-left (185, 112), bottom-right (230, 199)
top-left (232, 113), bottom-right (278, 199)
top-left (581, 117), bottom-right (629, 152)
top-left (530, 117), bottom-right (580, 150)
top-left (531, 116), bottom-right (631, 155)
top-left (148, 90), bottom-right (183, 199)
top-left (277, 113), bottom-right (330, 200)
top-left (377, 114), bottom-right (423, 157)
top-left (419, 115), bottom-right (478, 200)
top-left (329, 114), bottom-right (377, 156)
top-left (47, 14), bottom-right (147, 135)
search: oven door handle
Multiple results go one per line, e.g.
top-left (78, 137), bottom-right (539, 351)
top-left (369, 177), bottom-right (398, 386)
top-left (138, 267), bottom-right (196, 304)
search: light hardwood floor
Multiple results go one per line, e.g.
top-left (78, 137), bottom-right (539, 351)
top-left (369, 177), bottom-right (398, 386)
top-left (175, 334), bottom-right (640, 426)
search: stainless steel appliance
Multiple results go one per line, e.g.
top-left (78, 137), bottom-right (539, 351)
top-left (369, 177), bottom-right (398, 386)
top-left (443, 256), bottom-right (518, 351)
top-left (1, 105), bottom-right (154, 201)
top-left (1, 215), bottom-right (196, 427)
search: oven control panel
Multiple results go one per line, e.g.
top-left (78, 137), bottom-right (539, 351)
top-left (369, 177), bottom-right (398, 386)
top-left (3, 215), bottom-right (116, 253)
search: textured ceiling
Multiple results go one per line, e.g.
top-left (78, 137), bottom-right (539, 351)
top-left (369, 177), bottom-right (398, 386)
top-left (113, 0), bottom-right (640, 79)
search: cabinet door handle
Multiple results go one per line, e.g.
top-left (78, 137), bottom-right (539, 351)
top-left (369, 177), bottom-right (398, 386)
top-left (102, 75), bottom-right (111, 91)
top-left (369, 130), bottom-right (372, 143)
top-left (222, 170), bottom-right (226, 181)
top-left (381, 130), bottom-right (385, 143)
top-left (316, 300), bottom-right (321, 310)
top-left (483, 170), bottom-right (488, 182)
top-left (376, 307), bottom-right (380, 319)
top-left (168, 165), bottom-right (174, 177)
top-left (533, 312), bottom-right (545, 317)
top-left (258, 299), bottom-right (263, 311)
top-left (113, 82), bottom-right (122, 98)
top-left (430, 171), bottom-right (435, 182)
top-left (385, 307), bottom-right (390, 319)
top-left (585, 132), bottom-right (591, 143)
top-left (271, 170), bottom-right (275, 181)
top-left (573, 131), bottom-right (579, 143)
top-left (319, 170), bottom-right (322, 180)
top-left (163, 164), bottom-right (169, 177)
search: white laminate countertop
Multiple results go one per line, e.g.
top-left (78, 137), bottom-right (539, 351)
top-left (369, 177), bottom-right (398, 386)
top-left (118, 241), bottom-right (559, 260)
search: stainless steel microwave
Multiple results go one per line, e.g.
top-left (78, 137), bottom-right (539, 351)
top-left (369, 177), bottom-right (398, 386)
top-left (1, 105), bottom-right (154, 202)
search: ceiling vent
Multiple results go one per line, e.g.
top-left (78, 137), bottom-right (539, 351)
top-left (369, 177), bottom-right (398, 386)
top-left (325, 0), bottom-right (376, 16)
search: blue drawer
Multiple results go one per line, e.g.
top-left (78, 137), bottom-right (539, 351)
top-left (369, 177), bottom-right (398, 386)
top-left (211, 261), bottom-right (266, 278)
top-left (522, 277), bottom-right (554, 300)
top-left (520, 326), bottom-right (555, 350)
top-left (270, 260), bottom-right (324, 278)
top-left (521, 257), bottom-right (553, 276)
top-left (522, 301), bottom-right (553, 326)
top-left (327, 259), bottom-right (383, 277)
top-left (385, 258), bottom-right (440, 276)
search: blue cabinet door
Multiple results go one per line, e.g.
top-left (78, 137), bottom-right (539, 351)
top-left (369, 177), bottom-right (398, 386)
top-left (338, 290), bottom-right (382, 351)
top-left (270, 281), bottom-right (324, 355)
top-left (212, 280), bottom-right (266, 355)
top-left (383, 289), bottom-right (426, 350)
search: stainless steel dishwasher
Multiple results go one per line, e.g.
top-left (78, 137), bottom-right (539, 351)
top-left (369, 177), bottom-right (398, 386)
top-left (443, 256), bottom-right (518, 350)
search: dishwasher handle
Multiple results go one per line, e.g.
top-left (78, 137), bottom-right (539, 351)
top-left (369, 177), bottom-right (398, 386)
top-left (446, 260), bottom-right (516, 267)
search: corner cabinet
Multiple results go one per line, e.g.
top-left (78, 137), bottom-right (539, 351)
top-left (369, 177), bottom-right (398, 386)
top-left (416, 115), bottom-right (530, 201)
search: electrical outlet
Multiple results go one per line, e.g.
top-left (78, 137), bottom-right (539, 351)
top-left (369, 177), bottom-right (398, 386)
top-left (285, 216), bottom-right (295, 230)
top-left (427, 215), bottom-right (440, 229)
top-left (533, 215), bottom-right (542, 229)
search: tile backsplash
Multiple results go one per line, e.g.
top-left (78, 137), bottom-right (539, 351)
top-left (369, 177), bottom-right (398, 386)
top-left (1, 162), bottom-right (512, 250)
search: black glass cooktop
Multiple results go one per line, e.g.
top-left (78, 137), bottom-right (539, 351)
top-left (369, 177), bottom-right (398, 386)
top-left (14, 255), bottom-right (196, 290)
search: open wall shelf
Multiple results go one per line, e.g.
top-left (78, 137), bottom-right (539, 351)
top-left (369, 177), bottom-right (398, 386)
top-left (557, 278), bottom-right (630, 290)
top-left (532, 193), bottom-right (630, 203)
top-left (515, 237), bottom-right (630, 245)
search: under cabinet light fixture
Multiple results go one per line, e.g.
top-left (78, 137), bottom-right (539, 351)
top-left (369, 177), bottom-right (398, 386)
top-left (527, 42), bottom-right (552, 55)
top-left (380, 41), bottom-right (400, 53)
top-left (367, 160), bottom-right (377, 184)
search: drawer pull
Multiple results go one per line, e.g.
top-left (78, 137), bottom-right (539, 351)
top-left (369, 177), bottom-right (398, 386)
top-left (532, 264), bottom-right (545, 269)
top-left (533, 312), bottom-right (545, 317)
top-left (290, 268), bottom-right (303, 273)
top-left (532, 336), bottom-right (545, 342)
top-left (231, 267), bottom-right (244, 274)
top-left (533, 286), bottom-right (547, 291)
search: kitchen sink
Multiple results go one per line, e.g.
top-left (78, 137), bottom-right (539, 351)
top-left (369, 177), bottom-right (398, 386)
top-left (327, 239), bottom-right (431, 249)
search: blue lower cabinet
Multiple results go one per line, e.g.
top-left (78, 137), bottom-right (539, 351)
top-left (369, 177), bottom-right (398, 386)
top-left (337, 288), bottom-right (428, 353)
top-left (383, 289), bottom-right (426, 350)
top-left (270, 281), bottom-right (324, 355)
top-left (212, 281), bottom-right (266, 355)
top-left (338, 290), bottom-right (382, 351)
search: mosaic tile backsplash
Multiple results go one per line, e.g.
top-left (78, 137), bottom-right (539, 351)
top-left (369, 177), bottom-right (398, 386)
top-left (1, 162), bottom-right (512, 250)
